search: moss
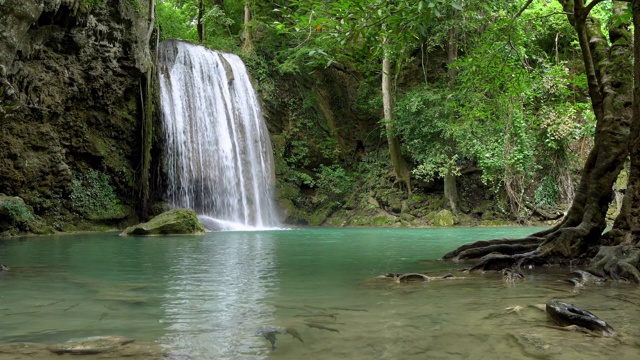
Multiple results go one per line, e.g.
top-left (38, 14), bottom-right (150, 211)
top-left (120, 209), bottom-right (205, 236)
top-left (70, 169), bottom-right (127, 221)
top-left (0, 195), bottom-right (38, 234)
top-left (308, 207), bottom-right (329, 226)
top-left (433, 209), bottom-right (457, 227)
top-left (325, 215), bottom-right (346, 227)
top-left (347, 215), bottom-right (370, 226)
top-left (372, 215), bottom-right (393, 226)
top-left (478, 220), bottom-right (514, 226)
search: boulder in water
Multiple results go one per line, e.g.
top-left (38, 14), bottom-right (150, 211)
top-left (47, 336), bottom-right (134, 355)
top-left (545, 299), bottom-right (615, 336)
top-left (120, 209), bottom-right (205, 236)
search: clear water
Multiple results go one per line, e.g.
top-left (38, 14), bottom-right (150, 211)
top-left (1, 227), bottom-right (639, 359)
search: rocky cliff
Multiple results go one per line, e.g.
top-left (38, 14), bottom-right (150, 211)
top-left (0, 0), bottom-right (154, 235)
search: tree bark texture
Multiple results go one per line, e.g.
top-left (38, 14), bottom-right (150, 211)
top-left (533, 0), bottom-right (632, 257)
top-left (582, 0), bottom-right (640, 283)
top-left (607, 0), bottom-right (640, 246)
top-left (197, 0), bottom-right (205, 44)
top-left (382, 52), bottom-right (412, 193)
top-left (445, 26), bottom-right (460, 213)
top-left (242, 1), bottom-right (254, 53)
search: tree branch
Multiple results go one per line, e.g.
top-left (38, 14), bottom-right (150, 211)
top-left (585, 0), bottom-right (606, 14)
top-left (513, 0), bottom-right (536, 19)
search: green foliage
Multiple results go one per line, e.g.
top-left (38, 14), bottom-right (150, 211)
top-left (314, 164), bottom-right (355, 204)
top-left (70, 169), bottom-right (125, 220)
top-left (394, 83), bottom-right (459, 182)
top-left (535, 175), bottom-right (560, 207)
top-left (156, 0), bottom-right (238, 52)
top-left (0, 199), bottom-right (34, 224)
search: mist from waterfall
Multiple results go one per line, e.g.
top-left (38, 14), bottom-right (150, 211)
top-left (158, 39), bottom-right (279, 230)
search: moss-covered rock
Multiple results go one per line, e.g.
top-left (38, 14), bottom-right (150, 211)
top-left (308, 204), bottom-right (337, 226)
top-left (120, 209), bottom-right (205, 236)
top-left (433, 209), bottom-right (457, 227)
top-left (0, 194), bottom-right (42, 235)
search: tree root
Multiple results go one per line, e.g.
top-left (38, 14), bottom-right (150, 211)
top-left (587, 245), bottom-right (640, 283)
top-left (443, 237), bottom-right (543, 261)
top-left (443, 220), bottom-right (640, 283)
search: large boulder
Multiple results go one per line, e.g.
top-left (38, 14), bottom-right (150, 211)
top-left (433, 209), bottom-right (457, 227)
top-left (120, 209), bottom-right (205, 236)
top-left (0, 193), bottom-right (37, 235)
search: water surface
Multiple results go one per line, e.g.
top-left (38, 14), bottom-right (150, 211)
top-left (1, 227), bottom-right (639, 359)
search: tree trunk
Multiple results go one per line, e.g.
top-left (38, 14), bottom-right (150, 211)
top-left (209, 0), bottom-right (224, 10)
top-left (606, 0), bottom-right (640, 246)
top-left (443, 0), bottom-right (633, 268)
top-left (197, 0), bottom-right (205, 44)
top-left (445, 26), bottom-right (459, 213)
top-left (242, 1), bottom-right (254, 53)
top-left (382, 51), bottom-right (412, 193)
top-left (444, 170), bottom-right (459, 214)
top-left (533, 0), bottom-right (632, 258)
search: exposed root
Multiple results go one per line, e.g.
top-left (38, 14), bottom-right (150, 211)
top-left (587, 245), bottom-right (640, 283)
top-left (443, 237), bottom-right (543, 261)
top-left (468, 251), bottom-right (551, 272)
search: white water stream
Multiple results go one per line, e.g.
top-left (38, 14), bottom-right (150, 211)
top-left (158, 40), bottom-right (279, 230)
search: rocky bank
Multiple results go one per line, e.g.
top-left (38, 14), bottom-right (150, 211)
top-left (0, 0), bottom-right (155, 235)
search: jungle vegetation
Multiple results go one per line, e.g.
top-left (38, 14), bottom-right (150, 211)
top-left (154, 0), bottom-right (640, 280)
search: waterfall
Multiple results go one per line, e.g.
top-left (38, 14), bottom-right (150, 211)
top-left (158, 39), bottom-right (279, 230)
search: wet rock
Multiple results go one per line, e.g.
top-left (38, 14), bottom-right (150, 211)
top-left (0, 336), bottom-right (170, 359)
top-left (433, 209), bottom-right (457, 227)
top-left (0, 194), bottom-right (36, 233)
top-left (47, 336), bottom-right (134, 355)
top-left (545, 299), bottom-right (615, 337)
top-left (120, 209), bottom-right (205, 236)
top-left (0, 0), bottom-right (153, 234)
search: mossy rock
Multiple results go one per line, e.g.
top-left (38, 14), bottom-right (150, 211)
top-left (309, 205), bottom-right (334, 226)
top-left (120, 209), bottom-right (205, 236)
top-left (347, 215), bottom-right (370, 226)
top-left (400, 213), bottom-right (416, 222)
top-left (325, 215), bottom-right (346, 227)
top-left (372, 215), bottom-right (394, 226)
top-left (433, 209), bottom-right (457, 227)
top-left (276, 182), bottom-right (301, 200)
top-left (0, 194), bottom-right (38, 234)
top-left (478, 220), bottom-right (514, 226)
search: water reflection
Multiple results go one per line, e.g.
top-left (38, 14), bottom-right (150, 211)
top-left (2, 229), bottom-right (640, 360)
top-left (160, 232), bottom-right (279, 358)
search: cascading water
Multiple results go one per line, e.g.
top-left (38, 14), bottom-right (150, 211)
top-left (158, 39), bottom-right (279, 230)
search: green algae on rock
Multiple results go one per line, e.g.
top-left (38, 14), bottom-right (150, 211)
top-left (120, 209), bottom-right (205, 236)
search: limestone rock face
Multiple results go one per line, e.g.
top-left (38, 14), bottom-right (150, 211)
top-left (0, 0), bottom-right (154, 234)
top-left (120, 209), bottom-right (206, 236)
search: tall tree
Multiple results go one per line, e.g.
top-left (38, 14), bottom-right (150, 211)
top-left (444, 24), bottom-right (459, 213)
top-left (444, 0), bottom-right (634, 272)
top-left (276, 0), bottom-right (460, 193)
top-left (242, 0), bottom-right (254, 53)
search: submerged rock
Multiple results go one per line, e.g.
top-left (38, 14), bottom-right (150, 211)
top-left (0, 336), bottom-right (170, 359)
top-left (120, 209), bottom-right (205, 236)
top-left (47, 336), bottom-right (134, 355)
top-left (545, 299), bottom-right (615, 337)
top-left (256, 325), bottom-right (303, 349)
